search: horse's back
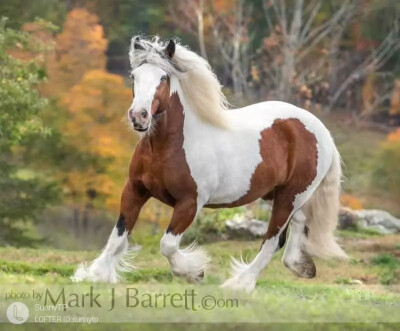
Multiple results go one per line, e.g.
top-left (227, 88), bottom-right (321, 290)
top-left (184, 100), bottom-right (335, 207)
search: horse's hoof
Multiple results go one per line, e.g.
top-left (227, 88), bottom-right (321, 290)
top-left (285, 251), bottom-right (316, 278)
top-left (172, 269), bottom-right (205, 283)
top-left (188, 270), bottom-right (205, 283)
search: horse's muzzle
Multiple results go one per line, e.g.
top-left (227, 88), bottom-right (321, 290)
top-left (133, 124), bottom-right (148, 132)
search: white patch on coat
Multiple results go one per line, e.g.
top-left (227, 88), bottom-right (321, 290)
top-left (130, 63), bottom-right (167, 112)
top-left (160, 232), bottom-right (210, 283)
top-left (71, 228), bottom-right (138, 283)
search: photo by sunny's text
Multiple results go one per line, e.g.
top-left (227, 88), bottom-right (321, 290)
top-left (42, 286), bottom-right (239, 311)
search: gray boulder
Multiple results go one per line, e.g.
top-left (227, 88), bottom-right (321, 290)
top-left (339, 207), bottom-right (400, 234)
top-left (225, 214), bottom-right (268, 239)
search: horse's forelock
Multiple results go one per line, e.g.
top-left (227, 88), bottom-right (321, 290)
top-left (129, 36), bottom-right (182, 74)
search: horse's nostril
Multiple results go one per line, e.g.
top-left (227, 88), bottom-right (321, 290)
top-left (141, 110), bottom-right (148, 119)
top-left (131, 117), bottom-right (136, 124)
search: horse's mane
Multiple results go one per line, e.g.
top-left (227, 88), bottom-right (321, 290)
top-left (129, 35), bottom-right (230, 127)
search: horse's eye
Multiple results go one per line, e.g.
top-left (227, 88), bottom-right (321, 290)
top-left (160, 75), bottom-right (168, 82)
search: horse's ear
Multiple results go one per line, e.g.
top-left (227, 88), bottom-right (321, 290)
top-left (133, 36), bottom-right (143, 50)
top-left (165, 39), bottom-right (175, 58)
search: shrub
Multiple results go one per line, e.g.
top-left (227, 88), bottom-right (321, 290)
top-left (182, 207), bottom-right (246, 244)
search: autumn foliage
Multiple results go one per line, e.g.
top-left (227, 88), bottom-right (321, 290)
top-left (42, 8), bottom-right (107, 97)
top-left (19, 9), bottom-right (135, 213)
top-left (341, 194), bottom-right (363, 210)
top-left (62, 70), bottom-right (135, 211)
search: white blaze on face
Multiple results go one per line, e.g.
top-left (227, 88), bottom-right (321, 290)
top-left (129, 63), bottom-right (168, 130)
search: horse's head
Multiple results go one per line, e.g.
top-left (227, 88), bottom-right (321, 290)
top-left (128, 39), bottom-right (176, 133)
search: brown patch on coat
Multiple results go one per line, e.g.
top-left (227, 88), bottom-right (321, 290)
top-left (151, 77), bottom-right (170, 116)
top-left (206, 118), bottom-right (318, 210)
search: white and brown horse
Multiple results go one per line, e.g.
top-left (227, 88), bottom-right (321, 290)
top-left (72, 36), bottom-right (347, 291)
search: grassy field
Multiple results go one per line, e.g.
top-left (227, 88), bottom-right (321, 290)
top-left (1, 226), bottom-right (399, 329)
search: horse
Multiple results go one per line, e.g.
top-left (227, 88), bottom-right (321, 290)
top-left (72, 36), bottom-right (347, 292)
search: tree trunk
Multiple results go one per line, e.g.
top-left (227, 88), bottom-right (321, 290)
top-left (197, 0), bottom-right (207, 59)
top-left (279, 0), bottom-right (303, 101)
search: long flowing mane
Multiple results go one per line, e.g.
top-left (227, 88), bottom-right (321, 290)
top-left (129, 35), bottom-right (230, 127)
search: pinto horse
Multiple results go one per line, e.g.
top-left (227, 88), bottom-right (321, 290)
top-left (72, 36), bottom-right (347, 291)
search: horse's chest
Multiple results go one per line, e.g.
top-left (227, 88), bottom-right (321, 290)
top-left (140, 150), bottom-right (195, 206)
top-left (135, 151), bottom-right (171, 203)
top-left (182, 125), bottom-right (263, 205)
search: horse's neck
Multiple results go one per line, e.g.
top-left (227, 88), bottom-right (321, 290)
top-left (169, 77), bottom-right (215, 132)
top-left (148, 78), bottom-right (224, 150)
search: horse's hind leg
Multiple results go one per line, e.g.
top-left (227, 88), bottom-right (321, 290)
top-left (221, 189), bottom-right (297, 292)
top-left (282, 209), bottom-right (316, 278)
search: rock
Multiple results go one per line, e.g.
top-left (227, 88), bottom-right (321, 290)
top-left (225, 214), bottom-right (268, 239)
top-left (353, 209), bottom-right (400, 233)
top-left (339, 207), bottom-right (400, 234)
top-left (338, 207), bottom-right (358, 229)
top-left (226, 206), bottom-right (400, 239)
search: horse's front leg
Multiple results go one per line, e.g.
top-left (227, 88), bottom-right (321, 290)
top-left (160, 198), bottom-right (210, 283)
top-left (72, 180), bottom-right (149, 283)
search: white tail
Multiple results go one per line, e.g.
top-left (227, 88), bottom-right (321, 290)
top-left (302, 147), bottom-right (348, 260)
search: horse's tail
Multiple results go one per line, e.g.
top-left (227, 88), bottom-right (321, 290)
top-left (302, 146), bottom-right (348, 260)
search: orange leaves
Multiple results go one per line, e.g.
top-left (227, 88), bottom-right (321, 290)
top-left (61, 69), bottom-right (135, 211)
top-left (386, 128), bottom-right (400, 144)
top-left (56, 8), bottom-right (107, 56)
top-left (30, 8), bottom-right (133, 213)
top-left (389, 79), bottom-right (400, 116)
top-left (341, 194), bottom-right (363, 210)
top-left (43, 8), bottom-right (107, 97)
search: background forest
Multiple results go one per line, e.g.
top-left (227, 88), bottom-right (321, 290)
top-left (0, 0), bottom-right (399, 249)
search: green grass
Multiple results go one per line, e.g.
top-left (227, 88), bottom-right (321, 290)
top-left (371, 254), bottom-right (400, 285)
top-left (0, 232), bottom-right (399, 327)
top-left (0, 259), bottom-right (74, 277)
top-left (337, 228), bottom-right (382, 239)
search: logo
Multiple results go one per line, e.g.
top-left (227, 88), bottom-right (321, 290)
top-left (6, 302), bottom-right (29, 324)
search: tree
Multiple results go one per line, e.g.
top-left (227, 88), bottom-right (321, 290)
top-left (42, 8), bottom-right (107, 97)
top-left (255, 0), bottom-right (400, 114)
top-left (0, 18), bottom-right (58, 245)
top-left (0, 0), bottom-right (66, 30)
top-left (259, 0), bottom-right (360, 102)
top-left (211, 0), bottom-right (252, 96)
top-left (61, 69), bottom-right (135, 213)
top-left (169, 0), bottom-right (208, 59)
